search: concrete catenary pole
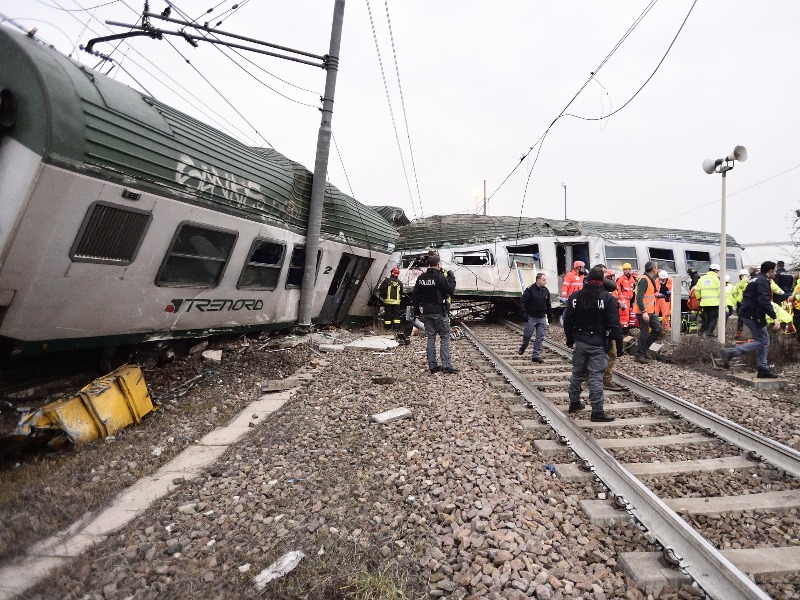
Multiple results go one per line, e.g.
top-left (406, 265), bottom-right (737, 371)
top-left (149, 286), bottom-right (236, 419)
top-left (298, 0), bottom-right (345, 329)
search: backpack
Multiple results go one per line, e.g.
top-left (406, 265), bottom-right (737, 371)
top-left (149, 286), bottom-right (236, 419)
top-left (687, 287), bottom-right (700, 311)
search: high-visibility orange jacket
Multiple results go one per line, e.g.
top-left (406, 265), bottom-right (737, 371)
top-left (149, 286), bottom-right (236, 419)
top-left (561, 270), bottom-right (584, 301)
top-left (634, 275), bottom-right (657, 315)
top-left (655, 277), bottom-right (673, 317)
top-left (616, 274), bottom-right (637, 308)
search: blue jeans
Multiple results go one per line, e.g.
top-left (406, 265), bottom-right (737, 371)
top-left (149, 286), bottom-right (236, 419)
top-left (424, 314), bottom-right (452, 370)
top-left (728, 317), bottom-right (770, 370)
top-left (636, 313), bottom-right (661, 357)
top-left (568, 342), bottom-right (607, 412)
top-left (521, 316), bottom-right (549, 358)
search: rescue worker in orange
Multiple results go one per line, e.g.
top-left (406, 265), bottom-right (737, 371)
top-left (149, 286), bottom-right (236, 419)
top-left (377, 267), bottom-right (403, 331)
top-left (633, 261), bottom-right (662, 363)
top-left (655, 270), bottom-right (673, 331)
top-left (560, 260), bottom-right (585, 304)
top-left (616, 263), bottom-right (637, 334)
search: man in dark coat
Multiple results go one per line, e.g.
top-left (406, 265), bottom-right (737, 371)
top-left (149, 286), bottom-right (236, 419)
top-left (720, 261), bottom-right (780, 378)
top-left (563, 265), bottom-right (624, 422)
top-left (412, 254), bottom-right (457, 374)
top-left (774, 260), bottom-right (795, 296)
top-left (518, 272), bottom-right (553, 363)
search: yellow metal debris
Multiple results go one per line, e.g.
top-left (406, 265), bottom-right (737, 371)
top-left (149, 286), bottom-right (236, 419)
top-left (15, 365), bottom-right (157, 443)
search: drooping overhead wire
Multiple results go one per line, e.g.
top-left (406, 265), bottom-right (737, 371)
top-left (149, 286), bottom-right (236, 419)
top-left (33, 0), bottom-right (120, 11)
top-left (384, 0), bottom-right (423, 217)
top-left (366, 0), bottom-right (419, 219)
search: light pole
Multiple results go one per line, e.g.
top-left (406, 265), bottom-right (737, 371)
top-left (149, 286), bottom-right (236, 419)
top-left (561, 182), bottom-right (567, 219)
top-left (702, 145), bottom-right (747, 345)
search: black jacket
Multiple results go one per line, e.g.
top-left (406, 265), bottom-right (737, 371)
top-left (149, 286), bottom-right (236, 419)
top-left (520, 284), bottom-right (552, 320)
top-left (412, 268), bottom-right (456, 316)
top-left (774, 268), bottom-right (795, 296)
top-left (739, 274), bottom-right (777, 326)
top-left (563, 281), bottom-right (623, 354)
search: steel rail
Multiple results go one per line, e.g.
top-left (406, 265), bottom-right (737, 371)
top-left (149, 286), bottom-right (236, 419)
top-left (462, 322), bottom-right (772, 600)
top-left (538, 336), bottom-right (800, 480)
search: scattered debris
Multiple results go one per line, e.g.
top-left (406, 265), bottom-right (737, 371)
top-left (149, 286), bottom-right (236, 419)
top-left (372, 407), bottom-right (413, 424)
top-left (152, 446), bottom-right (163, 457)
top-left (238, 563), bottom-right (251, 573)
top-left (345, 336), bottom-right (399, 351)
top-left (371, 376), bottom-right (396, 385)
top-left (13, 365), bottom-right (156, 445)
top-left (259, 379), bottom-right (297, 393)
top-left (254, 551), bottom-right (305, 590)
top-left (188, 340), bottom-right (209, 355)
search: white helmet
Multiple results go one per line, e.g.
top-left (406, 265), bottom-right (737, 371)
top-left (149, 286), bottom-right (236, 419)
top-left (739, 269), bottom-right (749, 277)
top-left (725, 274), bottom-right (731, 282)
top-left (658, 270), bottom-right (668, 279)
top-left (709, 263), bottom-right (720, 271)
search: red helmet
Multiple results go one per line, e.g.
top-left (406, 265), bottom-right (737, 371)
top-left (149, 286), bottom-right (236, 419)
top-left (390, 267), bottom-right (400, 276)
top-left (573, 260), bottom-right (585, 269)
top-left (605, 269), bottom-right (616, 279)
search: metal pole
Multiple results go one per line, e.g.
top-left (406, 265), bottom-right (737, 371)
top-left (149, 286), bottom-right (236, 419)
top-left (561, 183), bottom-right (567, 219)
top-left (718, 170), bottom-right (727, 345)
top-left (671, 275), bottom-right (681, 344)
top-left (297, 0), bottom-right (345, 329)
top-left (483, 179), bottom-right (487, 216)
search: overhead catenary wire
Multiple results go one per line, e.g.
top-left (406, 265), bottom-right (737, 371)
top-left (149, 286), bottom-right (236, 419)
top-left (365, 0), bottom-right (419, 219)
top-left (384, 0), bottom-right (423, 217)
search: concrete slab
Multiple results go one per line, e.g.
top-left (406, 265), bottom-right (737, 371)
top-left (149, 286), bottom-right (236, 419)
top-left (259, 378), bottom-right (298, 393)
top-left (667, 489), bottom-right (800, 516)
top-left (618, 552), bottom-right (692, 596)
top-left (520, 415), bottom-right (672, 431)
top-left (555, 401), bottom-right (648, 412)
top-left (0, 556), bottom-right (70, 600)
top-left (345, 336), bottom-right (399, 350)
top-left (580, 499), bottom-right (633, 525)
top-left (556, 455), bottom-right (756, 481)
top-left (534, 433), bottom-right (717, 457)
top-left (541, 390), bottom-right (627, 399)
top-left (318, 344), bottom-right (345, 352)
top-left (730, 372), bottom-right (786, 390)
top-left (197, 425), bottom-right (253, 446)
top-left (372, 407), bottom-right (413, 424)
top-left (722, 546), bottom-right (800, 577)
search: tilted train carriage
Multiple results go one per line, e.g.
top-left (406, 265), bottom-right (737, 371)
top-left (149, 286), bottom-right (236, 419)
top-left (378, 212), bottom-right (742, 318)
top-left (0, 28), bottom-right (397, 363)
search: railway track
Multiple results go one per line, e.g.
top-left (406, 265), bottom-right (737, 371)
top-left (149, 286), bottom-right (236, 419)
top-left (462, 321), bottom-right (800, 600)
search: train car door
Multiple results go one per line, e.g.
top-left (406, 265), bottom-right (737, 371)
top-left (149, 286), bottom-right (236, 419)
top-left (317, 253), bottom-right (374, 325)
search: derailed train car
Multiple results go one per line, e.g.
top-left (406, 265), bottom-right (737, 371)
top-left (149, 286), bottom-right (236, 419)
top-left (0, 28), bottom-right (397, 363)
top-left (378, 212), bottom-right (743, 317)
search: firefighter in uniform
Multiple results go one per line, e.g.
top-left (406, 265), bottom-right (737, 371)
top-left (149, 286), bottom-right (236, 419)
top-left (560, 260), bottom-right (585, 303)
top-left (377, 267), bottom-right (403, 331)
top-left (616, 263), bottom-right (637, 333)
top-left (655, 270), bottom-right (673, 331)
top-left (694, 263), bottom-right (721, 337)
top-left (412, 254), bottom-right (457, 374)
top-left (563, 265), bottom-right (623, 422)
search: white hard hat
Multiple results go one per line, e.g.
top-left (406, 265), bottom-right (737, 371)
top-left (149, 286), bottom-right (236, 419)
top-left (739, 269), bottom-right (749, 276)
top-left (709, 263), bottom-right (720, 271)
top-left (658, 270), bottom-right (668, 279)
top-left (725, 274), bottom-right (731, 282)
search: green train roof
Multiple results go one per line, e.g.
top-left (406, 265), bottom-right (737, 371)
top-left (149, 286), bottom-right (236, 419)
top-left (395, 213), bottom-right (739, 250)
top-left (0, 27), bottom-right (397, 251)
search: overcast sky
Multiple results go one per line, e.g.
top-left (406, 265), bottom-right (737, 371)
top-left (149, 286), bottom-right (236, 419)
top-left (3, 0), bottom-right (798, 266)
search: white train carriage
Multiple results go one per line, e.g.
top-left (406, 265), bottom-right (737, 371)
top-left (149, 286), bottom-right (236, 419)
top-left (0, 28), bottom-right (397, 362)
top-left (379, 213), bottom-right (742, 316)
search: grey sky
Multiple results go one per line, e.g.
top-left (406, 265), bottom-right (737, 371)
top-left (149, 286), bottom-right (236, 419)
top-left (3, 0), bottom-right (798, 266)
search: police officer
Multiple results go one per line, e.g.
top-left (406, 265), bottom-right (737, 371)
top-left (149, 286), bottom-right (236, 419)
top-left (412, 254), bottom-right (457, 374)
top-left (377, 267), bottom-right (403, 331)
top-left (563, 265), bottom-right (623, 422)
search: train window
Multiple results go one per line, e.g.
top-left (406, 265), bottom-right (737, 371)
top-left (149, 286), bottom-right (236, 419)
top-left (156, 223), bottom-right (237, 287)
top-left (70, 202), bottom-right (152, 265)
top-left (401, 253), bottom-right (430, 269)
top-left (237, 239), bottom-right (285, 290)
top-left (286, 245), bottom-right (322, 288)
top-left (726, 253), bottom-right (738, 271)
top-left (453, 250), bottom-right (493, 266)
top-left (506, 244), bottom-right (541, 269)
top-left (685, 250), bottom-right (711, 274)
top-left (604, 245), bottom-right (638, 272)
top-left (647, 248), bottom-right (676, 273)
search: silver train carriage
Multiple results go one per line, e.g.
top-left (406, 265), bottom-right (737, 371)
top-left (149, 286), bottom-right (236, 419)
top-left (0, 28), bottom-right (397, 363)
top-left (377, 212), bottom-right (742, 318)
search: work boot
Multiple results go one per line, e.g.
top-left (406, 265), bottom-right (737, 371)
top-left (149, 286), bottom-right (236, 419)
top-left (429, 366), bottom-right (441, 374)
top-left (442, 366), bottom-right (459, 374)
top-left (518, 344), bottom-right (527, 356)
top-left (603, 381), bottom-right (625, 392)
top-left (719, 348), bottom-right (731, 369)
top-left (568, 401), bottom-right (586, 414)
top-left (634, 355), bottom-right (647, 364)
top-left (590, 412), bottom-right (616, 422)
top-left (645, 350), bottom-right (657, 360)
top-left (531, 356), bottom-right (544, 364)
top-left (757, 369), bottom-right (779, 379)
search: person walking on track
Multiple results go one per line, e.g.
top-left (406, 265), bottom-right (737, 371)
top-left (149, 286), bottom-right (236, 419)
top-left (518, 272), bottom-right (553, 363)
top-left (563, 265), bottom-right (624, 422)
top-left (412, 254), bottom-right (458, 374)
